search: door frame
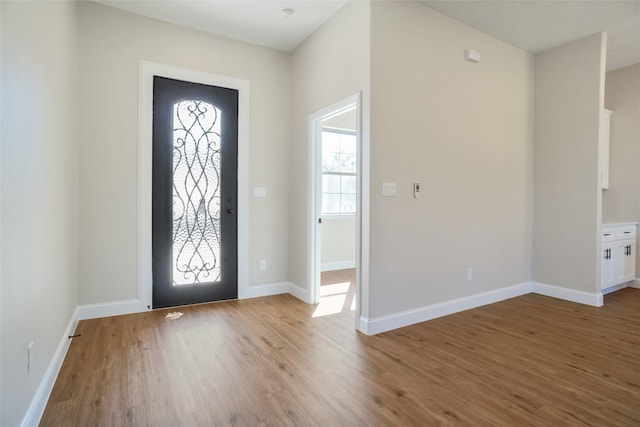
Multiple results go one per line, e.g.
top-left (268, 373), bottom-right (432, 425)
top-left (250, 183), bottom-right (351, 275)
top-left (138, 61), bottom-right (250, 310)
top-left (308, 93), bottom-right (362, 328)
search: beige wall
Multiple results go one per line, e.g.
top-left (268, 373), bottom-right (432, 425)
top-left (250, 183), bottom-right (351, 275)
top-left (532, 33), bottom-right (607, 293)
top-left (603, 63), bottom-right (640, 268)
top-left (369, 1), bottom-right (534, 317)
top-left (1, 1), bottom-right (80, 425)
top-left (78, 2), bottom-right (291, 304)
top-left (289, 1), bottom-right (371, 306)
top-left (321, 217), bottom-right (356, 269)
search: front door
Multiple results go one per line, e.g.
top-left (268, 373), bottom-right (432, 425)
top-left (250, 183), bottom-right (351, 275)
top-left (152, 76), bottom-right (238, 308)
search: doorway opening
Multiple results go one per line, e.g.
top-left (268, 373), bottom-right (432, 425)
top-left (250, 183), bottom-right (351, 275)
top-left (138, 61), bottom-right (250, 312)
top-left (309, 94), bottom-right (361, 325)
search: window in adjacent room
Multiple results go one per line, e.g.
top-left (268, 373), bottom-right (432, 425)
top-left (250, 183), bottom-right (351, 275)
top-left (321, 128), bottom-right (356, 215)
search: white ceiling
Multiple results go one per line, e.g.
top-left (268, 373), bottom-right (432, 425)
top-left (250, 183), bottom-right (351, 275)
top-left (94, 0), bottom-right (348, 52)
top-left (420, 1), bottom-right (640, 71)
top-left (95, 0), bottom-right (640, 70)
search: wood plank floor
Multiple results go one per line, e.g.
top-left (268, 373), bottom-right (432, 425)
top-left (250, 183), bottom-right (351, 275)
top-left (41, 288), bottom-right (640, 426)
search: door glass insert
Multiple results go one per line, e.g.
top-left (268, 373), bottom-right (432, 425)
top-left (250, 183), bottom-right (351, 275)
top-left (172, 100), bottom-right (222, 285)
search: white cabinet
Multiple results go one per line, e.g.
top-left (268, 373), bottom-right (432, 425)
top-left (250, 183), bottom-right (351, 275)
top-left (601, 224), bottom-right (636, 292)
top-left (599, 109), bottom-right (612, 189)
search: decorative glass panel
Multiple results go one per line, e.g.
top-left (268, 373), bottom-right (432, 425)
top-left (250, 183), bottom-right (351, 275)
top-left (172, 100), bottom-right (222, 285)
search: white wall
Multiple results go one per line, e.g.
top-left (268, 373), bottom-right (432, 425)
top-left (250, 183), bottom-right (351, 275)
top-left (533, 33), bottom-right (607, 295)
top-left (368, 1), bottom-right (534, 318)
top-left (78, 2), bottom-right (291, 304)
top-left (1, 2), bottom-right (79, 425)
top-left (603, 63), bottom-right (640, 268)
top-left (289, 1), bottom-right (371, 308)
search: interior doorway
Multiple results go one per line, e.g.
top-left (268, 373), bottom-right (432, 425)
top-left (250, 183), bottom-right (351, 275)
top-left (309, 94), bottom-right (361, 324)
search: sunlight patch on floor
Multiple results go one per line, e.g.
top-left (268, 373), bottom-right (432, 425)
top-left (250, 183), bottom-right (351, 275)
top-left (312, 280), bottom-right (355, 318)
top-left (320, 281), bottom-right (351, 296)
top-left (312, 294), bottom-right (347, 317)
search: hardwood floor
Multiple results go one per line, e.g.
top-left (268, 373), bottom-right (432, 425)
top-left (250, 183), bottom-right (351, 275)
top-left (41, 288), bottom-right (640, 426)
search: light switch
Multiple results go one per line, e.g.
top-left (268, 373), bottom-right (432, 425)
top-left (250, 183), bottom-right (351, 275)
top-left (253, 187), bottom-right (266, 198)
top-left (382, 182), bottom-right (397, 197)
top-left (413, 182), bottom-right (420, 198)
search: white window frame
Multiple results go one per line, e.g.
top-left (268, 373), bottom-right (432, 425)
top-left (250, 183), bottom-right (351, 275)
top-left (320, 127), bottom-right (357, 217)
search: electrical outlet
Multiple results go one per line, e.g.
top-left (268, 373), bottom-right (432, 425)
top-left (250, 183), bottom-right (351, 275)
top-left (259, 260), bottom-right (267, 271)
top-left (466, 268), bottom-right (473, 281)
top-left (27, 341), bottom-right (34, 373)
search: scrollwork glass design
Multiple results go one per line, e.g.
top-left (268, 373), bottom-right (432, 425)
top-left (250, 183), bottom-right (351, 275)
top-left (172, 100), bottom-right (222, 285)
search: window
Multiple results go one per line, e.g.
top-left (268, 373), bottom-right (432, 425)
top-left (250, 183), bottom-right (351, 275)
top-left (322, 128), bottom-right (356, 215)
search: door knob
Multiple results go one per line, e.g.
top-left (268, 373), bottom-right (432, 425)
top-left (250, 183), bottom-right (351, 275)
top-left (227, 208), bottom-right (235, 214)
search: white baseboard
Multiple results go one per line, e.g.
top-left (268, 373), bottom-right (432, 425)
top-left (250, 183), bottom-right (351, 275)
top-left (239, 282), bottom-right (290, 299)
top-left (78, 281), bottom-right (297, 320)
top-left (601, 279), bottom-right (640, 294)
top-left (357, 316), bottom-right (370, 334)
top-left (20, 307), bottom-right (79, 427)
top-left (321, 260), bottom-right (356, 272)
top-left (359, 282), bottom-right (531, 336)
top-left (601, 283), bottom-right (630, 295)
top-left (531, 282), bottom-right (603, 307)
top-left (77, 299), bottom-right (149, 320)
top-left (288, 282), bottom-right (312, 304)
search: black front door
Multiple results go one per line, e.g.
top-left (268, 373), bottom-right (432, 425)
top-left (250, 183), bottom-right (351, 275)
top-left (152, 76), bottom-right (238, 308)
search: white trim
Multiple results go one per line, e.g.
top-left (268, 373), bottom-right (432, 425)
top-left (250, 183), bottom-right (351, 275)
top-left (630, 279), bottom-right (640, 289)
top-left (601, 283), bottom-right (630, 295)
top-left (77, 299), bottom-right (147, 320)
top-left (20, 308), bottom-right (79, 427)
top-left (240, 282), bottom-right (290, 299)
top-left (321, 260), bottom-right (356, 272)
top-left (138, 61), bottom-right (250, 308)
top-left (76, 281), bottom-right (293, 320)
top-left (531, 282), bottom-right (603, 307)
top-left (288, 282), bottom-right (312, 304)
top-left (359, 283), bottom-right (531, 336)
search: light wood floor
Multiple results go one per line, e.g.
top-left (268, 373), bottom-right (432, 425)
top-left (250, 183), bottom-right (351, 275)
top-left (42, 287), bottom-right (640, 426)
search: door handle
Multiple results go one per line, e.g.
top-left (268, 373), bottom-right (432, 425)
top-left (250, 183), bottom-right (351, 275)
top-left (227, 208), bottom-right (235, 214)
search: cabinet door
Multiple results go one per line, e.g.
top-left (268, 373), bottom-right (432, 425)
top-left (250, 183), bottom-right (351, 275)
top-left (622, 239), bottom-right (636, 282)
top-left (613, 241), bottom-right (626, 284)
top-left (601, 243), bottom-right (615, 290)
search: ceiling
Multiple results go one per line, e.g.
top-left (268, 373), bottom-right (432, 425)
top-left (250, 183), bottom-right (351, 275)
top-left (94, 0), bottom-right (348, 52)
top-left (421, 1), bottom-right (640, 71)
top-left (95, 0), bottom-right (640, 70)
